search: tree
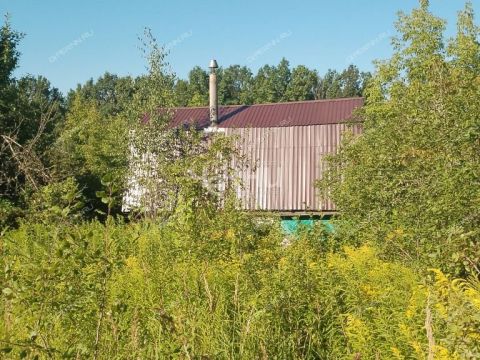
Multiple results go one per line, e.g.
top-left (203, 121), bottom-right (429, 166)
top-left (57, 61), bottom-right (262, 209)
top-left (275, 58), bottom-right (291, 101)
top-left (285, 65), bottom-right (318, 101)
top-left (339, 65), bottom-right (361, 97)
top-left (317, 69), bottom-right (341, 99)
top-left (0, 14), bottom-right (22, 87)
top-left (68, 72), bottom-right (136, 117)
top-left (316, 66), bottom-right (371, 99)
top-left (359, 71), bottom-right (372, 96)
top-left (0, 15), bottom-right (23, 199)
top-left (320, 0), bottom-right (480, 276)
top-left (0, 16), bottom-right (64, 203)
top-left (252, 64), bottom-right (275, 103)
top-left (0, 76), bottom-right (63, 199)
top-left (253, 58), bottom-right (291, 103)
top-left (174, 79), bottom-right (190, 106)
top-left (54, 93), bottom-right (127, 214)
top-left (54, 29), bottom-right (178, 216)
top-left (55, 73), bottom-right (138, 216)
top-left (218, 65), bottom-right (254, 105)
top-left (187, 66), bottom-right (208, 106)
top-left (339, 65), bottom-right (372, 98)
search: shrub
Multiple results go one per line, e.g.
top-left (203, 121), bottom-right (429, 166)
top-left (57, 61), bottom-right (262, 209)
top-left (23, 177), bottom-right (86, 224)
top-left (0, 199), bottom-right (22, 231)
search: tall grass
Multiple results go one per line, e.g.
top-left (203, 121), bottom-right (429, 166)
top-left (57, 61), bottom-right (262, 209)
top-left (1, 214), bottom-right (479, 359)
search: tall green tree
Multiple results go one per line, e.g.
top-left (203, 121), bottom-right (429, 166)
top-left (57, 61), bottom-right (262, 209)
top-left (218, 65), bottom-right (254, 105)
top-left (15, 76), bottom-right (64, 159)
top-left (252, 64), bottom-right (275, 103)
top-left (0, 14), bottom-right (21, 88)
top-left (253, 58), bottom-right (291, 103)
top-left (187, 66), bottom-right (209, 106)
top-left (56, 73), bottom-right (137, 214)
top-left (0, 15), bottom-right (23, 199)
top-left (0, 17), bottom-right (64, 203)
top-left (317, 69), bottom-right (341, 99)
top-left (321, 0), bottom-right (480, 276)
top-left (316, 66), bottom-right (370, 99)
top-left (275, 58), bottom-right (291, 101)
top-left (285, 65), bottom-right (318, 101)
top-left (339, 65), bottom-right (362, 97)
top-left (174, 78), bottom-right (190, 106)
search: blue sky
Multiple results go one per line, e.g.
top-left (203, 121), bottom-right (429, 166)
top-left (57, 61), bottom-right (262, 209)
top-left (1, 0), bottom-right (478, 95)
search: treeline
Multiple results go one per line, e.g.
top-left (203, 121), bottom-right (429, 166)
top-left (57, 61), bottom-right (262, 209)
top-left (71, 61), bottom-right (370, 111)
top-left (173, 60), bottom-right (370, 106)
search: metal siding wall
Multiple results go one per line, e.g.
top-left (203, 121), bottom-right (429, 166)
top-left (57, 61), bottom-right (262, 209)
top-left (225, 123), bottom-right (360, 211)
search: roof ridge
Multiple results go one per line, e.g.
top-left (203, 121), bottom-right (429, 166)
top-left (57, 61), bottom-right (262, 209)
top-left (171, 97), bottom-right (363, 110)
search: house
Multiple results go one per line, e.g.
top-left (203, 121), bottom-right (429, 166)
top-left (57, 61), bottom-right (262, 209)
top-left (124, 60), bottom-right (363, 228)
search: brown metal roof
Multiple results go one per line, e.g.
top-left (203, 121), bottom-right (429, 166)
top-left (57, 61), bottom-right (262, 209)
top-left (170, 97), bottom-right (363, 129)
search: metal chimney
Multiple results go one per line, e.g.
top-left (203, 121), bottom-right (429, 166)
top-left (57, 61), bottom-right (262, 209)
top-left (209, 59), bottom-right (218, 126)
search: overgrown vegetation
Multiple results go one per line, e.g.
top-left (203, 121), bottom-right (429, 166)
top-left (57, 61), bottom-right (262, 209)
top-left (2, 218), bottom-right (480, 359)
top-left (320, 0), bottom-right (480, 277)
top-left (1, 1), bottom-right (480, 359)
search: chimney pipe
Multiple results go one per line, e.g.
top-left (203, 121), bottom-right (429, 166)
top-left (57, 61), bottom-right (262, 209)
top-left (209, 59), bottom-right (218, 127)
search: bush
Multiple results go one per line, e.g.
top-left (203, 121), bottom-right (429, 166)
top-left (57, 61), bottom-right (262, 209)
top-left (24, 178), bottom-right (86, 224)
top-left (0, 199), bottom-right (22, 231)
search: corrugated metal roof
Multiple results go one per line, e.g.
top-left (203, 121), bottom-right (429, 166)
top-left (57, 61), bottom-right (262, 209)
top-left (170, 97), bottom-right (363, 129)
